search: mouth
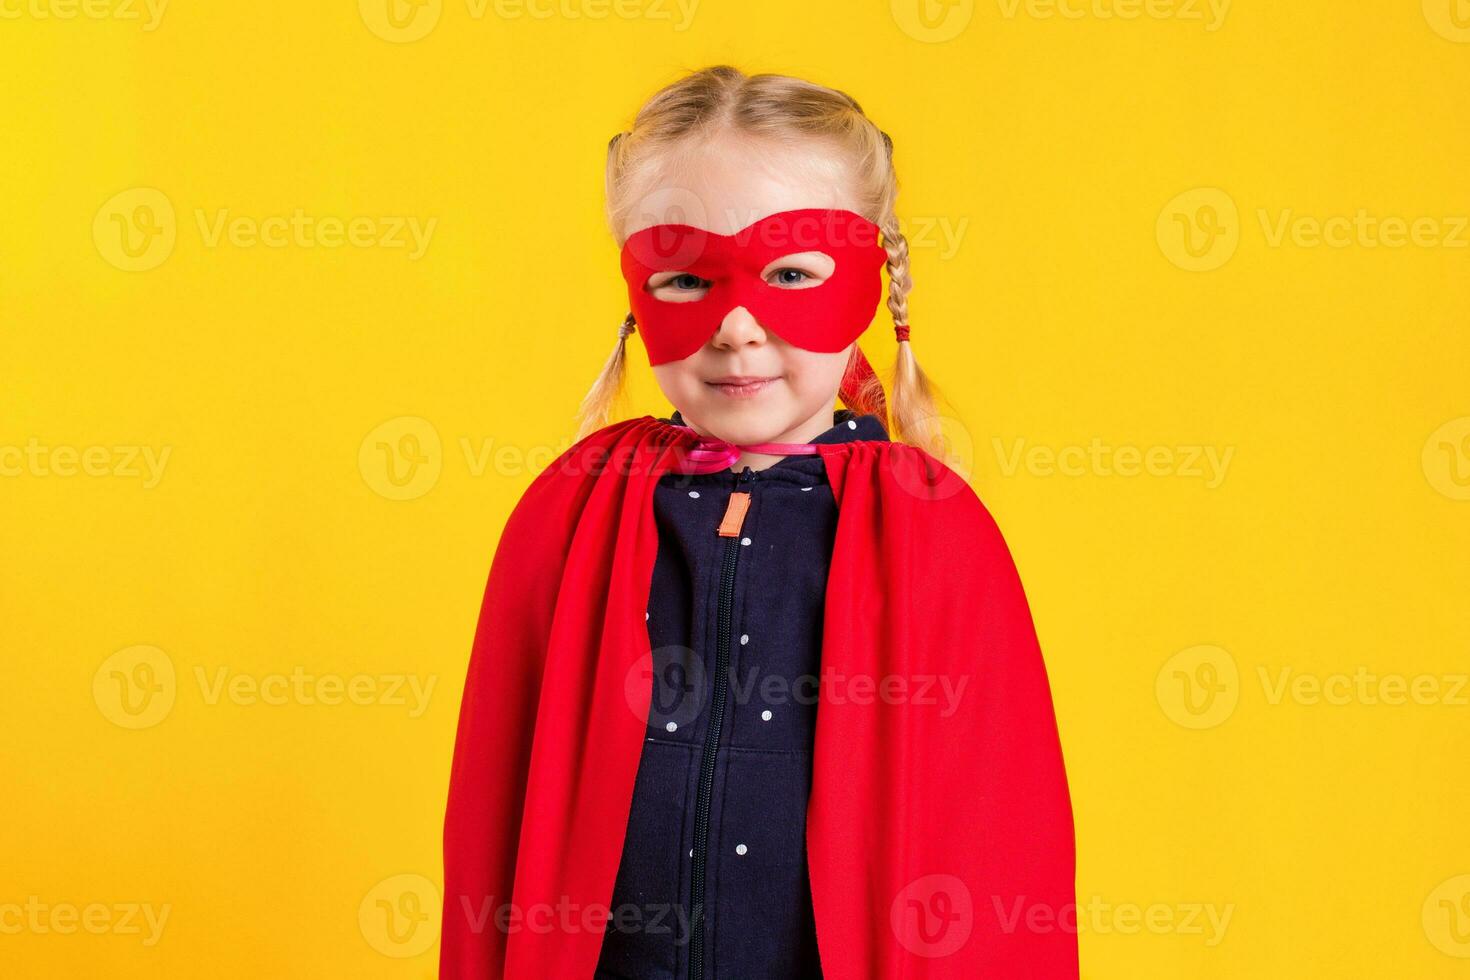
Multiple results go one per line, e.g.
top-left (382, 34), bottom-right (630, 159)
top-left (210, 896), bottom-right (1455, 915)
top-left (704, 375), bottom-right (781, 398)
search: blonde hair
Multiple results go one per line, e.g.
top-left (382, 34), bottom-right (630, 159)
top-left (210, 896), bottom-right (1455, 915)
top-left (577, 65), bottom-right (946, 459)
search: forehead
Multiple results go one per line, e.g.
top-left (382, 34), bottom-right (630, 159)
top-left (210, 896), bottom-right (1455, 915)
top-left (619, 136), bottom-right (862, 240)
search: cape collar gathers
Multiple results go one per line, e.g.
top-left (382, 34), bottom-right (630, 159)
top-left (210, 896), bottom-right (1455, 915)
top-left (655, 408), bottom-right (889, 482)
top-left (662, 407), bottom-right (889, 446)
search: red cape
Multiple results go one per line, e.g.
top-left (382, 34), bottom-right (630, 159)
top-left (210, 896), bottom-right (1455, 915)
top-left (441, 416), bottom-right (1077, 977)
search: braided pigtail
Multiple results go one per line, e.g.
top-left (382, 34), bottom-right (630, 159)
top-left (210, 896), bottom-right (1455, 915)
top-left (573, 313), bottom-right (636, 443)
top-left (878, 214), bottom-right (946, 461)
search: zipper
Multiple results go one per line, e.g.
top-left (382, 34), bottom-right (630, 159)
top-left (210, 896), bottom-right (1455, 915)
top-left (688, 467), bottom-right (752, 980)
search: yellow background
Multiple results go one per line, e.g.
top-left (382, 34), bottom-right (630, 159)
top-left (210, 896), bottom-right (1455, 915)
top-left (3, 1), bottom-right (1469, 976)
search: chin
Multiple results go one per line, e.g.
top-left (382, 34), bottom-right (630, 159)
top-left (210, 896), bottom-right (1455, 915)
top-left (692, 399), bottom-right (796, 446)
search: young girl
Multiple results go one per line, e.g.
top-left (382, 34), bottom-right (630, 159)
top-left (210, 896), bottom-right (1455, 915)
top-left (441, 66), bottom-right (1076, 979)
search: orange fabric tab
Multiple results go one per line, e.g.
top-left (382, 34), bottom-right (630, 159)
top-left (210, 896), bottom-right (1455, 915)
top-left (717, 491), bottom-right (751, 537)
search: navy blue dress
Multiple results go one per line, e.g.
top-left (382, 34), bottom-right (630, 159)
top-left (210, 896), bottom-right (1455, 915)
top-left (594, 408), bottom-right (890, 980)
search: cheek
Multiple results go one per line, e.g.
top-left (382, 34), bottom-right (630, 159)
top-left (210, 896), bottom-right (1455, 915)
top-left (783, 348), bottom-right (852, 395)
top-left (651, 361), bottom-right (704, 401)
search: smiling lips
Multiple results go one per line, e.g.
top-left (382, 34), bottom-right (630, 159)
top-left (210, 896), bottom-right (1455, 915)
top-left (705, 375), bottom-right (780, 398)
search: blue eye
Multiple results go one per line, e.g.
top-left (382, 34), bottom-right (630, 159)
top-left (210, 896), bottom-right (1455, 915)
top-left (771, 268), bottom-right (809, 286)
top-left (672, 273), bottom-right (708, 290)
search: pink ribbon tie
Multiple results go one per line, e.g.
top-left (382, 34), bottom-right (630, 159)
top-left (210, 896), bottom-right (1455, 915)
top-left (675, 436), bottom-right (821, 475)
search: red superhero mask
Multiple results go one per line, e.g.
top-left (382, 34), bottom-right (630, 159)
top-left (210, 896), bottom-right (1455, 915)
top-left (619, 207), bottom-right (888, 365)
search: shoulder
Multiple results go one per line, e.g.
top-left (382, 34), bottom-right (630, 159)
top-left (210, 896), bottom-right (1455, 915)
top-left (837, 438), bottom-right (1015, 554)
top-left (869, 442), bottom-right (1037, 606)
top-left (838, 438), bottom-right (988, 511)
top-left (509, 415), bottom-right (685, 512)
top-left (488, 418), bottom-right (652, 558)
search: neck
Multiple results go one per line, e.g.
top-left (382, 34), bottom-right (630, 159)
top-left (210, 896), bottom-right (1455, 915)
top-left (728, 404), bottom-right (838, 473)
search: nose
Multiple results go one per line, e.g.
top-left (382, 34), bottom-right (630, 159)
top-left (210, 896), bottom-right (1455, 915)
top-left (711, 306), bottom-right (767, 350)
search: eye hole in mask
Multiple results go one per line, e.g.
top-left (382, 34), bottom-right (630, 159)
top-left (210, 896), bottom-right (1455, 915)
top-left (620, 208), bottom-right (887, 365)
top-left (644, 251), bottom-right (837, 303)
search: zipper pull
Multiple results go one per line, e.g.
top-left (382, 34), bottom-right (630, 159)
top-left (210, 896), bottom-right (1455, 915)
top-left (717, 491), bottom-right (751, 538)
